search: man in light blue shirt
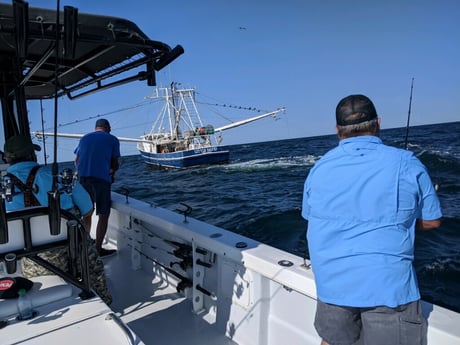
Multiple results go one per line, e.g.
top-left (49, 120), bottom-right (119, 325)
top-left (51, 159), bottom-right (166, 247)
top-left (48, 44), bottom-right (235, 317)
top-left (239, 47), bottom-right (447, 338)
top-left (3, 135), bottom-right (112, 305)
top-left (302, 95), bottom-right (442, 345)
top-left (3, 135), bottom-right (93, 217)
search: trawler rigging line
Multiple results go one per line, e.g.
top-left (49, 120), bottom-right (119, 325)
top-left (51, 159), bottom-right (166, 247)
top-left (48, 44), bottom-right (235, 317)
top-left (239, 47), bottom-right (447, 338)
top-left (196, 100), bottom-right (267, 113)
top-left (33, 85), bottom-right (285, 169)
top-left (37, 100), bottom-right (159, 132)
top-left (39, 95), bottom-right (260, 133)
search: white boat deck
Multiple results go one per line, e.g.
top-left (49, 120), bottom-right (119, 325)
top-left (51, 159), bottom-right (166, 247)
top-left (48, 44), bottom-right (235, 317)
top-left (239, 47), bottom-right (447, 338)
top-left (104, 248), bottom-right (237, 345)
top-left (2, 197), bottom-right (460, 345)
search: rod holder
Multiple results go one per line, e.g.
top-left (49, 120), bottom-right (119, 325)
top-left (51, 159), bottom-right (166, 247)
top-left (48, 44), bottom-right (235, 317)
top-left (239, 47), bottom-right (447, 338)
top-left (0, 199), bottom-right (8, 244)
top-left (176, 202), bottom-right (192, 223)
top-left (5, 253), bottom-right (17, 274)
top-left (196, 259), bottom-right (212, 268)
top-left (0, 175), bottom-right (12, 243)
top-left (47, 191), bottom-right (61, 235)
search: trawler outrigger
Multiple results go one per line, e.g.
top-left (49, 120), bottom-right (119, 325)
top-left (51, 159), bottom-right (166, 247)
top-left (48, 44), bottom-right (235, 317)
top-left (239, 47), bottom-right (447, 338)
top-left (1, 1), bottom-right (459, 345)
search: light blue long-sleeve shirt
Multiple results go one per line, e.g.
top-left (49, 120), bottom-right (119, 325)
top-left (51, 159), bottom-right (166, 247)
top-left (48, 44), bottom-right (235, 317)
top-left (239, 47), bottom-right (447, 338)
top-left (302, 136), bottom-right (442, 307)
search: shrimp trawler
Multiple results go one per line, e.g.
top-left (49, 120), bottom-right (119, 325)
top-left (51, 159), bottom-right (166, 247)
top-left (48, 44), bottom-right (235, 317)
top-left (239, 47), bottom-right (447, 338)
top-left (137, 83), bottom-right (285, 168)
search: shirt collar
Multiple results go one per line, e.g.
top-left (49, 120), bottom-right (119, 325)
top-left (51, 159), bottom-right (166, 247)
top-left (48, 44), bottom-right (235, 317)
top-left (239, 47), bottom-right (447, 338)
top-left (339, 135), bottom-right (382, 146)
top-left (338, 136), bottom-right (382, 155)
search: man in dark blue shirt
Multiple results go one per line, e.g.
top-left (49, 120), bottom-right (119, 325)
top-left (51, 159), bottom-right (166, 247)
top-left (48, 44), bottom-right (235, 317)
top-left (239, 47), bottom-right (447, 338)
top-left (75, 119), bottom-right (120, 257)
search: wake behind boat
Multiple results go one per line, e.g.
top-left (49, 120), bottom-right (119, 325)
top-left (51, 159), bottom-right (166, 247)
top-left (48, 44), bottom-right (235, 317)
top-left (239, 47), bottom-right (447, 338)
top-left (137, 83), bottom-right (284, 168)
top-left (1, 1), bottom-right (459, 345)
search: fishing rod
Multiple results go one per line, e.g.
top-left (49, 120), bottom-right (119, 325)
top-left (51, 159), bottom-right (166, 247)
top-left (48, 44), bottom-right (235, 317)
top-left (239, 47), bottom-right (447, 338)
top-left (404, 78), bottom-right (414, 150)
top-left (47, 0), bottom-right (62, 236)
top-left (39, 99), bottom-right (48, 165)
top-left (403, 78), bottom-right (440, 191)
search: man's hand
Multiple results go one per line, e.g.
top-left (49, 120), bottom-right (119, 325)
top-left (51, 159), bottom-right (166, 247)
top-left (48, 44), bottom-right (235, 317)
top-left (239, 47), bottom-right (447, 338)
top-left (416, 218), bottom-right (441, 231)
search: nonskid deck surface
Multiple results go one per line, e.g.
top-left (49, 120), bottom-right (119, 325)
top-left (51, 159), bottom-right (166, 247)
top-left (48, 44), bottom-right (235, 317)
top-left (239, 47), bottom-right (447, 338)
top-left (103, 248), bottom-right (237, 345)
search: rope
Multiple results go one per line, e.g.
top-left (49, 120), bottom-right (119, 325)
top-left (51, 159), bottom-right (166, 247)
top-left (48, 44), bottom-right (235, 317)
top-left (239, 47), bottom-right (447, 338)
top-left (41, 99), bottom-right (161, 131)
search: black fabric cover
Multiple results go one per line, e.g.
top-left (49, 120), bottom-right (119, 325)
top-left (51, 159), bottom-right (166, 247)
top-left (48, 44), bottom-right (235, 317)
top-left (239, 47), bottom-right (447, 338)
top-left (0, 277), bottom-right (33, 299)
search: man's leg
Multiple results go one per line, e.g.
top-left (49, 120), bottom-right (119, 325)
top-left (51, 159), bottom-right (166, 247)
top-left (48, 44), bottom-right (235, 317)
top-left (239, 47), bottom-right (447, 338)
top-left (314, 300), bottom-right (362, 345)
top-left (82, 211), bottom-right (93, 234)
top-left (95, 213), bottom-right (109, 252)
top-left (92, 179), bottom-right (116, 257)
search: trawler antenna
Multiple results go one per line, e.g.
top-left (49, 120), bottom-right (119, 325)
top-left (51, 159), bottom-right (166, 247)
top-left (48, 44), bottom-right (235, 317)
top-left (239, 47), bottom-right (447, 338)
top-left (404, 78), bottom-right (414, 150)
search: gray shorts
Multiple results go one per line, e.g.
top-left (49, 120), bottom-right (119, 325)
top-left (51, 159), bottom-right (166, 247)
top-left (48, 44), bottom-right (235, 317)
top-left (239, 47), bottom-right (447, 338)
top-left (315, 299), bottom-right (427, 345)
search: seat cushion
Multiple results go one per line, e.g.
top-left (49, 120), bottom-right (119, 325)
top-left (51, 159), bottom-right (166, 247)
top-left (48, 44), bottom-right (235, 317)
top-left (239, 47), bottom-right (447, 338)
top-left (0, 275), bottom-right (73, 318)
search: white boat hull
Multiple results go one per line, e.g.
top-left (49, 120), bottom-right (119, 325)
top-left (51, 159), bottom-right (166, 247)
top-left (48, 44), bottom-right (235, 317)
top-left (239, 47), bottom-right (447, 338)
top-left (102, 192), bottom-right (460, 345)
top-left (2, 192), bottom-right (460, 344)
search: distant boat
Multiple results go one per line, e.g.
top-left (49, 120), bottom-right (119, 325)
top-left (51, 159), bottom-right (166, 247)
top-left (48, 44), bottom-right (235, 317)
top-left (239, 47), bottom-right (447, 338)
top-left (137, 83), bottom-right (284, 168)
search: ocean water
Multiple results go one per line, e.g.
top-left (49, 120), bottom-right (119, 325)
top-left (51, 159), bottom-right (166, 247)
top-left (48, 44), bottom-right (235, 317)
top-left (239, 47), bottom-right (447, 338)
top-left (112, 121), bottom-right (460, 313)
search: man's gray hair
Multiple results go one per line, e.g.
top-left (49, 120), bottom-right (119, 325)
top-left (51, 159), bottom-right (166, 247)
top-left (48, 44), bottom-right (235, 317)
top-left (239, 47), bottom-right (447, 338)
top-left (337, 118), bottom-right (379, 138)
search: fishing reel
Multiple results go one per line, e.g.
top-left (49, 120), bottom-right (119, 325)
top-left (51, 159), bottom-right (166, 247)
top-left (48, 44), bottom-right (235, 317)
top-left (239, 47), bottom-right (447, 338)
top-left (1, 175), bottom-right (13, 202)
top-left (59, 168), bottom-right (78, 194)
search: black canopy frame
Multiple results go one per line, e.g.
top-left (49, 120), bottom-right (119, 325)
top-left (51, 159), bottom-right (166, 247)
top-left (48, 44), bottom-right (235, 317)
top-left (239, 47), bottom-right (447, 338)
top-left (0, 0), bottom-right (183, 298)
top-left (0, 0), bottom-right (184, 139)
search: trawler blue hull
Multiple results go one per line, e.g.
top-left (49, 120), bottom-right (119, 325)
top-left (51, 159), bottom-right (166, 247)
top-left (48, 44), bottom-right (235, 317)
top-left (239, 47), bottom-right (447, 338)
top-left (139, 146), bottom-right (230, 168)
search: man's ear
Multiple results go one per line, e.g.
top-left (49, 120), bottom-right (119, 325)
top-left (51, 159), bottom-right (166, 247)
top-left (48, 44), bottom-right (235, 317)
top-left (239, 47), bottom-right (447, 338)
top-left (336, 125), bottom-right (344, 140)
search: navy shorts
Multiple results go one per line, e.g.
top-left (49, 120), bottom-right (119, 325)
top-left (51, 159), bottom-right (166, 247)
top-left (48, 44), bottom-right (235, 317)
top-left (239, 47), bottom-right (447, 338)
top-left (315, 299), bottom-right (427, 345)
top-left (79, 177), bottom-right (111, 215)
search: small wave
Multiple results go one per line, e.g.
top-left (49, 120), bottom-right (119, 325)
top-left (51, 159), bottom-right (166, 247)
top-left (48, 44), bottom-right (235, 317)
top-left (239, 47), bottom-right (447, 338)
top-left (418, 254), bottom-right (460, 312)
top-left (422, 256), bottom-right (460, 276)
top-left (406, 143), bottom-right (423, 150)
top-left (417, 152), bottom-right (460, 181)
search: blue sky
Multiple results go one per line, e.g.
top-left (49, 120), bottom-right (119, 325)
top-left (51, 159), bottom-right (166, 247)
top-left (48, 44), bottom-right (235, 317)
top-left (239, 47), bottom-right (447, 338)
top-left (3, 0), bottom-right (460, 162)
